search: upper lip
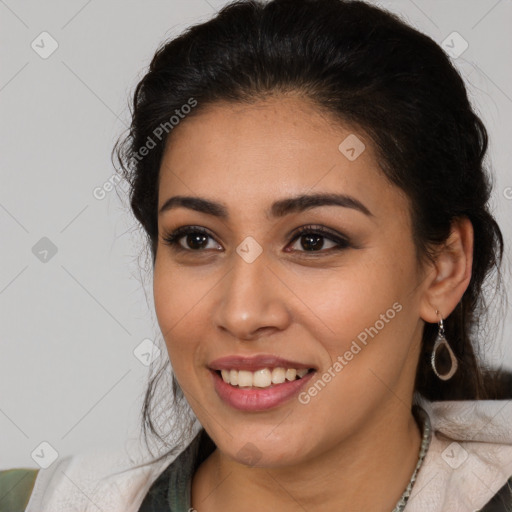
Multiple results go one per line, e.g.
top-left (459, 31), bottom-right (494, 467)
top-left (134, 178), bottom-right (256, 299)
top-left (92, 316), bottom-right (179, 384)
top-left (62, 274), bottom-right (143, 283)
top-left (209, 355), bottom-right (316, 372)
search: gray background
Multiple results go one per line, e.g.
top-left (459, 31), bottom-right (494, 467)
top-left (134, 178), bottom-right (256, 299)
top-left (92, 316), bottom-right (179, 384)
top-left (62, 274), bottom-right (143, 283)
top-left (1, 0), bottom-right (511, 469)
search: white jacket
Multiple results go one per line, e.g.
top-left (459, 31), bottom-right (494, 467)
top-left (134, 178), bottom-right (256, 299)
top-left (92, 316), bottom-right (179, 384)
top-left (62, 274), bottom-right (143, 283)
top-left (23, 394), bottom-right (512, 512)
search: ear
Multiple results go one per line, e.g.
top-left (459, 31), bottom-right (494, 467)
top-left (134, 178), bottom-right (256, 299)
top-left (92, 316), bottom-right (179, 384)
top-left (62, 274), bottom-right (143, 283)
top-left (419, 217), bottom-right (474, 323)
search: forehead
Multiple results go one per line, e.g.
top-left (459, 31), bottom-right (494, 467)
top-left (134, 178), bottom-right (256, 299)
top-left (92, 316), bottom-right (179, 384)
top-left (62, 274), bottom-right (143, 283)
top-left (157, 96), bottom-right (406, 220)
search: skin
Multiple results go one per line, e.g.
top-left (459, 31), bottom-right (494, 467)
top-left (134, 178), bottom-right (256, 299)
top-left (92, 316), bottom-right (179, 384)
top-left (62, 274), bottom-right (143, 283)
top-left (153, 94), bottom-right (473, 512)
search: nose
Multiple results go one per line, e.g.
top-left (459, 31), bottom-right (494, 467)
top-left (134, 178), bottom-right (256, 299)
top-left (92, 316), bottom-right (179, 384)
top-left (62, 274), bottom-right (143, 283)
top-left (212, 250), bottom-right (292, 341)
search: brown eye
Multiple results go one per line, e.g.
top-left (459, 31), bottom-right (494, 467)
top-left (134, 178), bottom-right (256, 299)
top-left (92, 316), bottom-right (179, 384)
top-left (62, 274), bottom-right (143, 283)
top-left (162, 226), bottom-right (221, 251)
top-left (287, 225), bottom-right (350, 253)
top-left (295, 233), bottom-right (336, 251)
top-left (183, 232), bottom-right (209, 250)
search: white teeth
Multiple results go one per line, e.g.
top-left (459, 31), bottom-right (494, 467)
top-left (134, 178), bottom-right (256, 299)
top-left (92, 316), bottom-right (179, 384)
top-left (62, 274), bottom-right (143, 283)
top-left (219, 367), bottom-right (311, 388)
top-left (238, 370), bottom-right (253, 387)
top-left (253, 368), bottom-right (272, 387)
top-left (271, 367), bottom-right (286, 384)
top-left (285, 368), bottom-right (297, 381)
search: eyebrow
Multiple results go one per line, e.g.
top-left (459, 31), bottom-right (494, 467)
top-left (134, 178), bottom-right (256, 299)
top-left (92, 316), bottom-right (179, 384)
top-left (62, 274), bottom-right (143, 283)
top-left (158, 193), bottom-right (373, 219)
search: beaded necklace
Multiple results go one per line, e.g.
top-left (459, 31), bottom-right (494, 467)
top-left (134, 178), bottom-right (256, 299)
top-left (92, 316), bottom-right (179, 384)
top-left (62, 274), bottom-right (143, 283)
top-left (392, 405), bottom-right (432, 511)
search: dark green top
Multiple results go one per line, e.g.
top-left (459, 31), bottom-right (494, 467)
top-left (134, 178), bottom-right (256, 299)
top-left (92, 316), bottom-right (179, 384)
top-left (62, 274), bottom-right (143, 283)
top-left (137, 428), bottom-right (216, 512)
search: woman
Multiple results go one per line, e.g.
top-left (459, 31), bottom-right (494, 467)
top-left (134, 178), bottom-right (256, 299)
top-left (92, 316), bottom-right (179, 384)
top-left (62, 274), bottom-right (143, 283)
top-left (2, 0), bottom-right (511, 510)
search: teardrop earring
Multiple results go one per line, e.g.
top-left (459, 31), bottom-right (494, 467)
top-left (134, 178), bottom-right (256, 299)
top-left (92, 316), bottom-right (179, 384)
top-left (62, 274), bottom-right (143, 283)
top-left (431, 311), bottom-right (458, 381)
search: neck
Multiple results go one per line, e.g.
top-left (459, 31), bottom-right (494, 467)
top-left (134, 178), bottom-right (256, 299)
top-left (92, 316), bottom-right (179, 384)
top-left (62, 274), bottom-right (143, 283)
top-left (191, 398), bottom-right (423, 512)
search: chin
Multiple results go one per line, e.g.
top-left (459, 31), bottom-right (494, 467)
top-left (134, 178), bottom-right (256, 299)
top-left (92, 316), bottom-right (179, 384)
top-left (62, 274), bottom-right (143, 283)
top-left (218, 432), bottom-right (308, 468)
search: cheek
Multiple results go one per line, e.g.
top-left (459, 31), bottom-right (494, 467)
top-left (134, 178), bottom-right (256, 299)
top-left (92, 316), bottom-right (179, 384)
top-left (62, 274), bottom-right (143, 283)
top-left (153, 255), bottom-right (210, 329)
top-left (290, 255), bottom-right (409, 354)
top-left (153, 263), bottom-right (206, 370)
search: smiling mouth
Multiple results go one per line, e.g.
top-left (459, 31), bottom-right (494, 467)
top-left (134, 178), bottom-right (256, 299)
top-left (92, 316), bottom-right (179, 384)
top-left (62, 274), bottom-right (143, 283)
top-left (214, 367), bottom-right (315, 389)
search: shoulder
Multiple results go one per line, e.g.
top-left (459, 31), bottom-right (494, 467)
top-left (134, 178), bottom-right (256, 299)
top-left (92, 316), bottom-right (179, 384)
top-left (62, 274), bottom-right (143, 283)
top-left (408, 394), bottom-right (512, 512)
top-left (0, 468), bottom-right (39, 512)
top-left (13, 436), bottom-right (198, 512)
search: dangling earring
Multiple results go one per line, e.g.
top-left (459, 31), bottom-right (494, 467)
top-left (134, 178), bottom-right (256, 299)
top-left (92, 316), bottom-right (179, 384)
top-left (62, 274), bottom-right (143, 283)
top-left (431, 311), bottom-right (458, 381)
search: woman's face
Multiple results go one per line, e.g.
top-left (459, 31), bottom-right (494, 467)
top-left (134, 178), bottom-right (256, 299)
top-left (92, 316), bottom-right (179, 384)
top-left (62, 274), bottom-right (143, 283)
top-left (153, 95), bottom-right (430, 467)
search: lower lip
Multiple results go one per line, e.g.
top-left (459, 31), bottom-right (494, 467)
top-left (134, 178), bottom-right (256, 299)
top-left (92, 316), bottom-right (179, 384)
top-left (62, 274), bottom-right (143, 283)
top-left (210, 370), bottom-right (315, 411)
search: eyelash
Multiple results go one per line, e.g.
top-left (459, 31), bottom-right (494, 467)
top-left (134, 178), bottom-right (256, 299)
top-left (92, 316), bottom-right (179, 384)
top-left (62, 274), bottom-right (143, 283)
top-left (161, 224), bottom-right (351, 255)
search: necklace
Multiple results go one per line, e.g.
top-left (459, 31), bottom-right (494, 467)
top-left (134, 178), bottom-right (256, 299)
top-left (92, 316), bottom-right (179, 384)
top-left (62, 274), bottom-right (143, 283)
top-left (391, 405), bottom-right (432, 512)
